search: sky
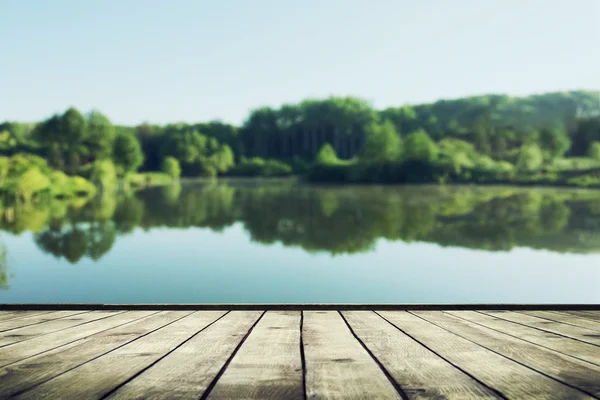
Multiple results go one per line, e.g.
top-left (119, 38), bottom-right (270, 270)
top-left (1, 0), bottom-right (599, 126)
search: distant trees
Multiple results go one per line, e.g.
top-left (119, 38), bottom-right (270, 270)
top-left (588, 142), bottom-right (600, 160)
top-left (161, 157), bottom-right (181, 179)
top-left (3, 90), bottom-right (600, 185)
top-left (537, 127), bottom-right (571, 162)
top-left (85, 111), bottom-right (116, 160)
top-left (403, 130), bottom-right (438, 162)
top-left (360, 121), bottom-right (401, 163)
top-left (517, 144), bottom-right (544, 172)
top-left (33, 107), bottom-right (119, 173)
top-left (315, 144), bottom-right (340, 165)
top-left (112, 134), bottom-right (144, 175)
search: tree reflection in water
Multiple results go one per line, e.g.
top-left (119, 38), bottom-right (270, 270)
top-left (1, 181), bottom-right (600, 267)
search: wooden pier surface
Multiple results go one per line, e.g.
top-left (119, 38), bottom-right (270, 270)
top-left (0, 309), bottom-right (599, 399)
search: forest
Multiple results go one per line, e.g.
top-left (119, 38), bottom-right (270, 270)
top-left (1, 90), bottom-right (600, 207)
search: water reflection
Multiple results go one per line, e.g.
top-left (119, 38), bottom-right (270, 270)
top-left (2, 180), bottom-right (600, 267)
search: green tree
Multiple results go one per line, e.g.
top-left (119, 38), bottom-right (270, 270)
top-left (161, 156), bottom-right (181, 179)
top-left (403, 129), bottom-right (438, 162)
top-left (360, 120), bottom-right (401, 162)
top-left (13, 168), bottom-right (51, 201)
top-left (315, 143), bottom-right (339, 165)
top-left (60, 108), bottom-right (87, 173)
top-left (112, 134), bottom-right (144, 175)
top-left (85, 111), bottom-right (116, 160)
top-left (211, 145), bottom-right (235, 173)
top-left (517, 144), bottom-right (544, 171)
top-left (538, 127), bottom-right (571, 162)
top-left (587, 141), bottom-right (600, 160)
top-left (90, 159), bottom-right (117, 189)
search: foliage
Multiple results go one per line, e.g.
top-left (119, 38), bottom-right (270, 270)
top-left (517, 144), bottom-right (544, 172)
top-left (587, 142), bottom-right (600, 161)
top-left (161, 156), bottom-right (181, 179)
top-left (2, 91), bottom-right (600, 185)
top-left (403, 129), bottom-right (438, 162)
top-left (230, 157), bottom-right (292, 177)
top-left (11, 168), bottom-right (51, 201)
top-left (89, 160), bottom-right (118, 189)
top-left (360, 120), bottom-right (401, 163)
top-left (537, 127), bottom-right (571, 162)
top-left (315, 143), bottom-right (340, 165)
top-left (85, 111), bottom-right (116, 160)
top-left (112, 134), bottom-right (144, 175)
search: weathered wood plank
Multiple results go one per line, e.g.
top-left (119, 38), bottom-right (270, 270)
top-left (378, 311), bottom-right (592, 399)
top-left (446, 311), bottom-right (600, 366)
top-left (520, 311), bottom-right (600, 332)
top-left (0, 312), bottom-right (51, 322)
top-left (207, 311), bottom-right (303, 400)
top-left (483, 311), bottom-right (600, 346)
top-left (0, 311), bottom-right (191, 398)
top-left (106, 311), bottom-right (262, 400)
top-left (560, 311), bottom-right (600, 322)
top-left (0, 311), bottom-right (139, 367)
top-left (342, 311), bottom-right (500, 399)
top-left (303, 311), bottom-right (402, 400)
top-left (0, 311), bottom-right (88, 333)
top-left (0, 311), bottom-right (129, 348)
top-left (13, 311), bottom-right (226, 400)
top-left (413, 311), bottom-right (600, 397)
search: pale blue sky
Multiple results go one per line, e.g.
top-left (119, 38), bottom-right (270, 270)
top-left (1, 0), bottom-right (599, 126)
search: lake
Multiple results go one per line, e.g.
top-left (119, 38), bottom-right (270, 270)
top-left (0, 179), bottom-right (599, 304)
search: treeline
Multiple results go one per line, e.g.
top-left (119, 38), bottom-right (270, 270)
top-left (1, 90), bottom-right (600, 188)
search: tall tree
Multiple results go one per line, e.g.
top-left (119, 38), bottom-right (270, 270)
top-left (112, 134), bottom-right (144, 175)
top-left (588, 142), bottom-right (600, 160)
top-left (360, 120), bottom-right (401, 163)
top-left (85, 111), bottom-right (116, 161)
top-left (537, 127), bottom-right (571, 162)
top-left (61, 107), bottom-right (87, 172)
top-left (403, 129), bottom-right (438, 162)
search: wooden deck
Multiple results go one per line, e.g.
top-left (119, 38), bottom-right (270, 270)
top-left (0, 309), bottom-right (598, 399)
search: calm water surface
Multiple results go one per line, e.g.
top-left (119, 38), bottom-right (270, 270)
top-left (1, 180), bottom-right (599, 304)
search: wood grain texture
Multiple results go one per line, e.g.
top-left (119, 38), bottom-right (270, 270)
top-left (0, 311), bottom-right (186, 398)
top-left (0, 311), bottom-right (131, 348)
top-left (303, 311), bottom-right (402, 400)
top-left (445, 311), bottom-right (600, 366)
top-left (378, 311), bottom-right (593, 399)
top-left (520, 311), bottom-right (600, 332)
top-left (0, 309), bottom-right (596, 399)
top-left (0, 311), bottom-right (88, 333)
top-left (207, 311), bottom-right (303, 400)
top-left (106, 311), bottom-right (262, 400)
top-left (0, 311), bottom-right (135, 368)
top-left (560, 311), bottom-right (600, 322)
top-left (483, 311), bottom-right (600, 346)
top-left (0, 312), bottom-right (51, 322)
top-left (342, 311), bottom-right (499, 399)
top-left (413, 311), bottom-right (600, 397)
top-left (13, 311), bottom-right (226, 400)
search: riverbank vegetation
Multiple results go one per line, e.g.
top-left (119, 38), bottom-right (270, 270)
top-left (1, 90), bottom-right (600, 201)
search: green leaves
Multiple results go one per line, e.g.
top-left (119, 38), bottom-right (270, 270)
top-left (315, 143), bottom-right (340, 165)
top-left (112, 134), bottom-right (144, 175)
top-left (517, 144), bottom-right (544, 172)
top-left (403, 129), bottom-right (438, 162)
top-left (161, 156), bottom-right (181, 179)
top-left (537, 127), bottom-right (571, 162)
top-left (587, 142), bottom-right (600, 160)
top-left (360, 120), bottom-right (401, 163)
